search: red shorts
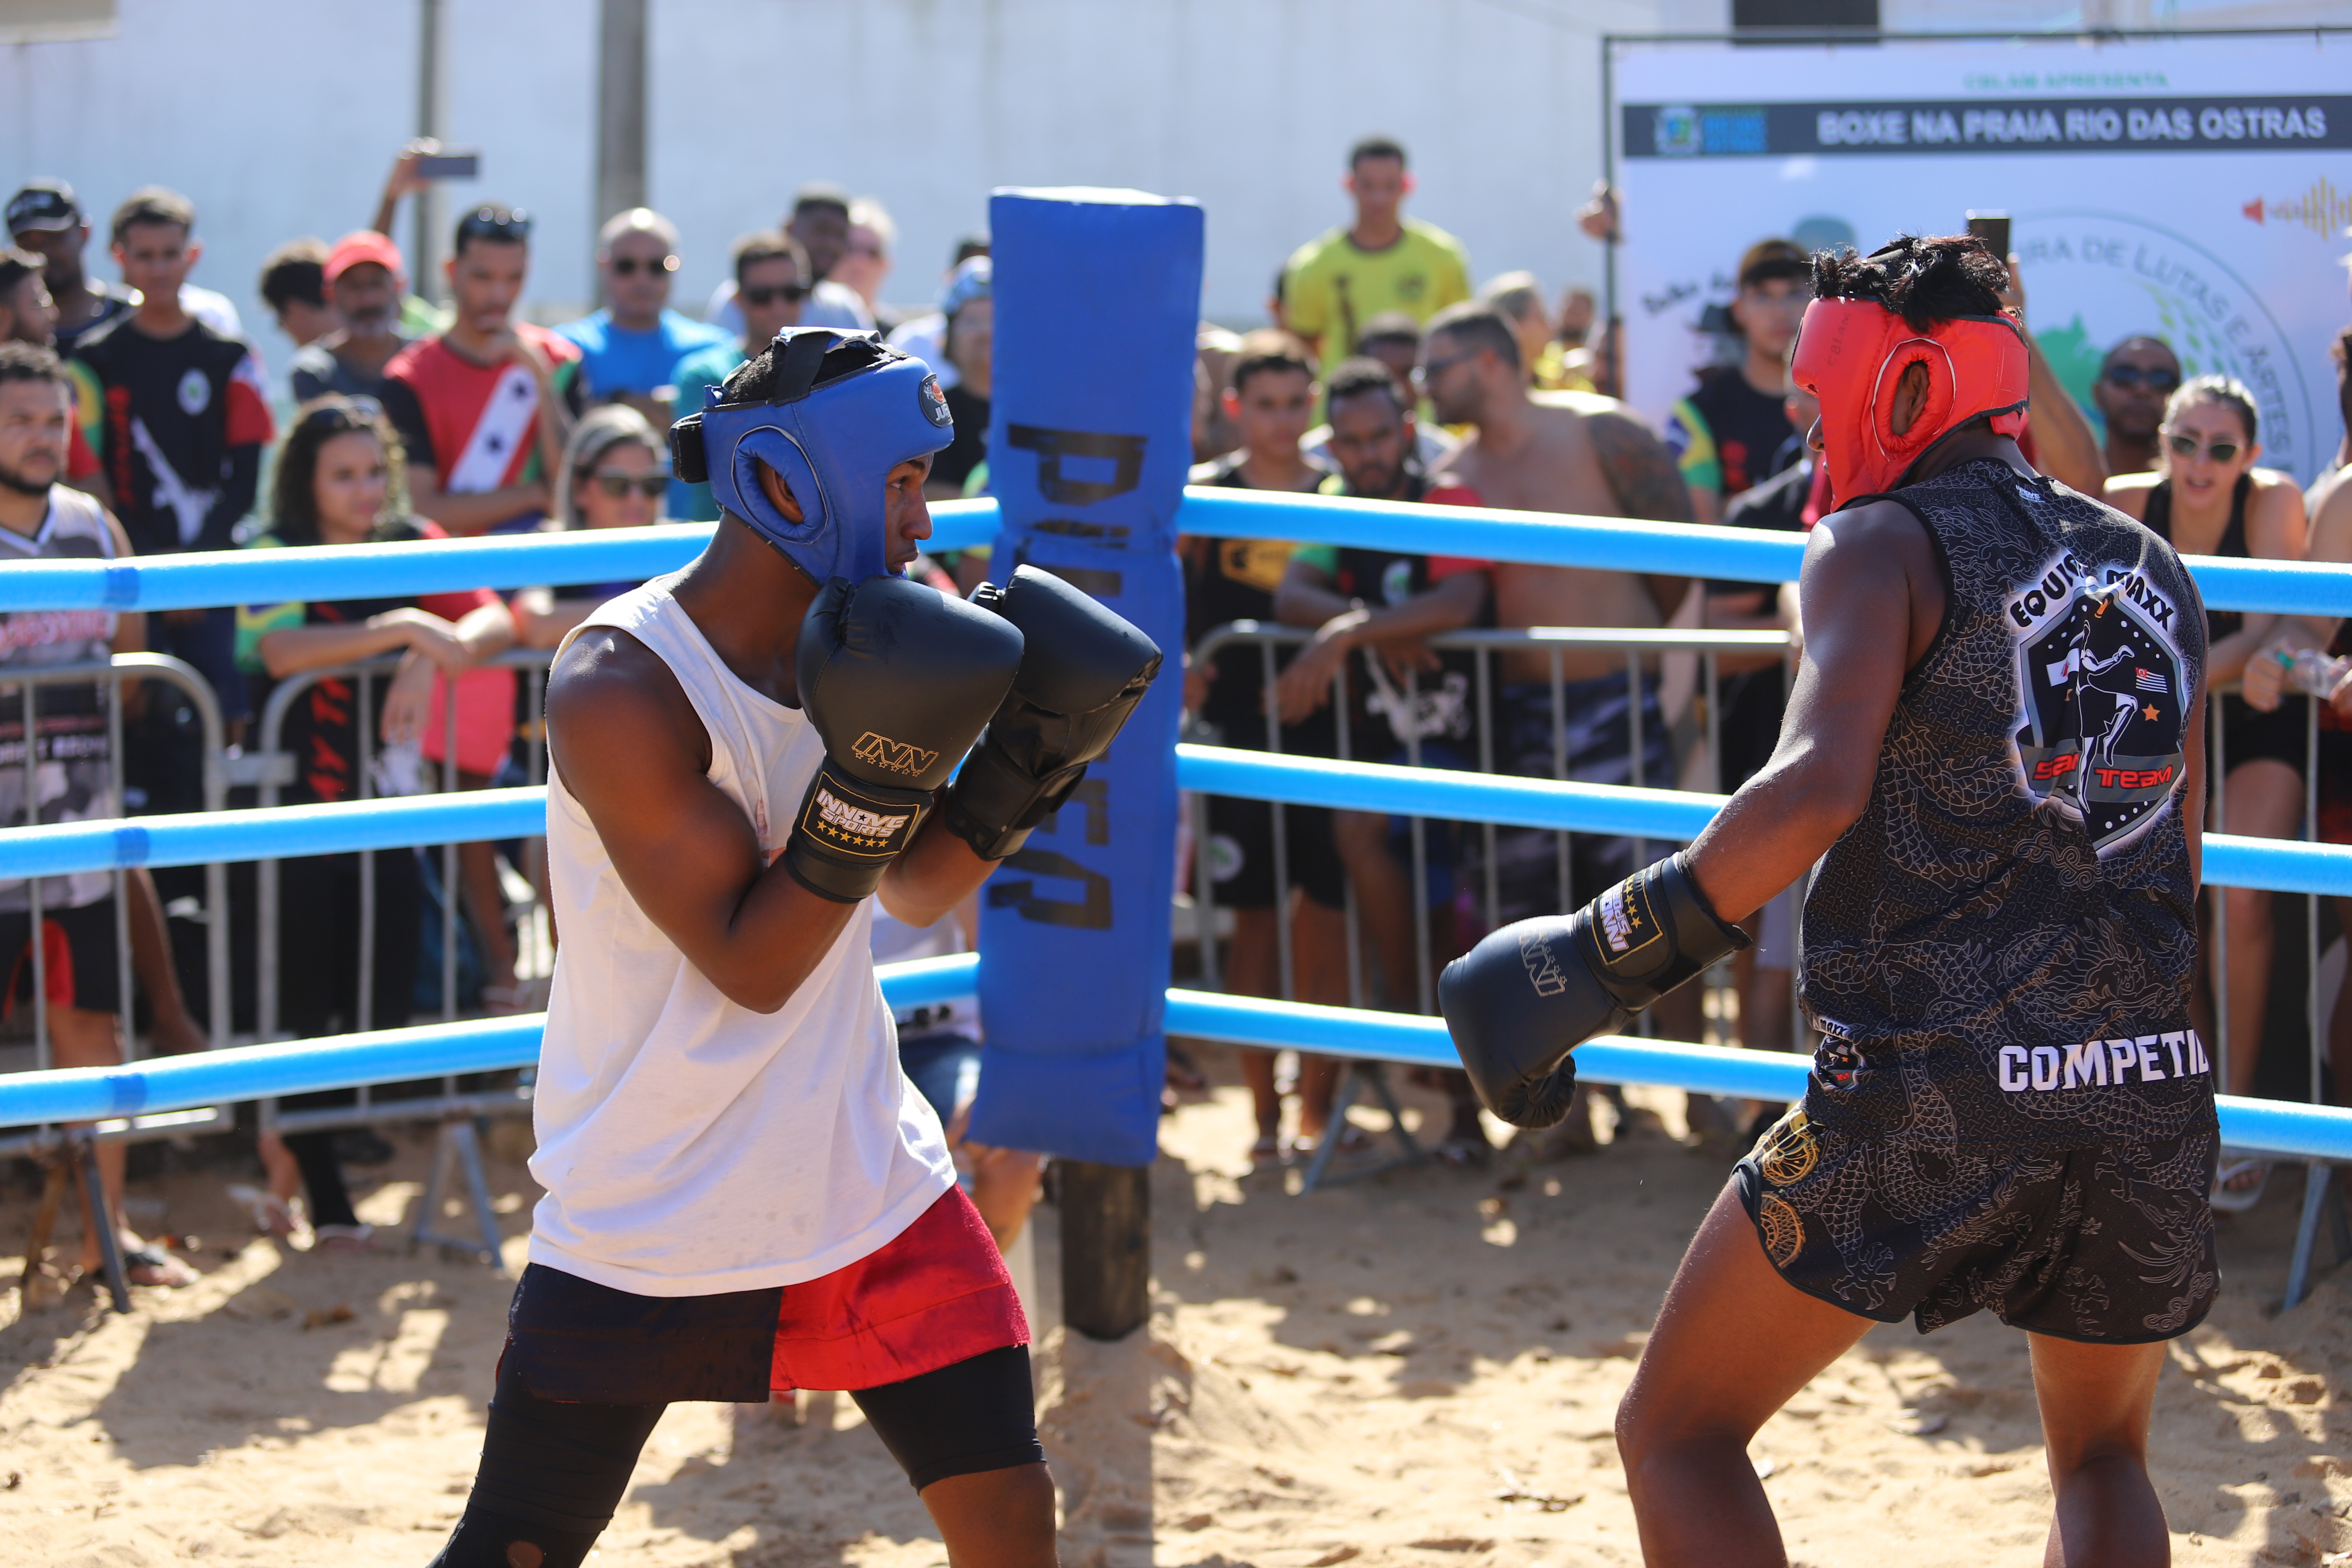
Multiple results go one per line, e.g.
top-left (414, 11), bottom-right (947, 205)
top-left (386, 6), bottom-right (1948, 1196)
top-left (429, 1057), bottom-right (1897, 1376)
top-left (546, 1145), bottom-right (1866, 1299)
top-left (1, 897), bottom-right (121, 1018)
top-left (504, 1187), bottom-right (1028, 1404)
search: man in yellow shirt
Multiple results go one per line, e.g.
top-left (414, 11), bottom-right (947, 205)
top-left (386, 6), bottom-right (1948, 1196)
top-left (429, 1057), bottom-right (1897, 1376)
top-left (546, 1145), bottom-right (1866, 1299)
top-left (1281, 138), bottom-right (1471, 372)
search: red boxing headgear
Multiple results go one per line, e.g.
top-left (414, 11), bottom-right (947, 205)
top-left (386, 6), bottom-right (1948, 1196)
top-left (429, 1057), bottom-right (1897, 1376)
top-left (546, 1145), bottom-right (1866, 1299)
top-left (1790, 296), bottom-right (2029, 506)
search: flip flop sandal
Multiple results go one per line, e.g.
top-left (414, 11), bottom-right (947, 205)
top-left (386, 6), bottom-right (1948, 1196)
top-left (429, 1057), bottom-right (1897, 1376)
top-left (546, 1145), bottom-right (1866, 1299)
top-left (1433, 1134), bottom-right (1493, 1169)
top-left (121, 1243), bottom-right (198, 1288)
top-left (226, 1182), bottom-right (302, 1237)
top-left (1289, 1125), bottom-right (1377, 1159)
top-left (312, 1224), bottom-right (380, 1253)
top-left (2211, 1157), bottom-right (2271, 1214)
top-left (1248, 1133), bottom-right (1286, 1171)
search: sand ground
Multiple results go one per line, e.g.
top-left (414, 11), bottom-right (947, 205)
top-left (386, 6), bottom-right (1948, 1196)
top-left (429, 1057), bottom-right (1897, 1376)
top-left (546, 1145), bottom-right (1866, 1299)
top-left (4, 1046), bottom-right (2349, 1567)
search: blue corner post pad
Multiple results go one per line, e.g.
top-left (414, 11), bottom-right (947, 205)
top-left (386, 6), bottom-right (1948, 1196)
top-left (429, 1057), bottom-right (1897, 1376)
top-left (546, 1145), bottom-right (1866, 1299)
top-left (966, 187), bottom-right (1204, 1168)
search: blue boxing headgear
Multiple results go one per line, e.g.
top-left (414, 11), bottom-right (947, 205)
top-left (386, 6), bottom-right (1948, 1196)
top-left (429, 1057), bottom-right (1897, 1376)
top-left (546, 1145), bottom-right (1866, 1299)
top-left (669, 328), bottom-right (954, 583)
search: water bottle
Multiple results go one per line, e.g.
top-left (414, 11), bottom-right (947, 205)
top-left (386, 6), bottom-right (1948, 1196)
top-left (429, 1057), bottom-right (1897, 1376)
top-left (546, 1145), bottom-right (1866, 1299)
top-left (2281, 648), bottom-right (2351, 698)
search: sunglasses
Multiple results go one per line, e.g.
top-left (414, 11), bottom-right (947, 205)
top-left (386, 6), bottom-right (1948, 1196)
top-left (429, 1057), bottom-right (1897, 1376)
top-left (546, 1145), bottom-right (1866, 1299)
top-left (587, 472), bottom-right (669, 500)
top-left (609, 253), bottom-right (678, 277)
top-left (740, 282), bottom-right (810, 306)
top-left (2104, 364), bottom-right (2180, 392)
top-left (1413, 351), bottom-right (1475, 384)
top-left (457, 206), bottom-right (531, 243)
top-left (2163, 430), bottom-right (2242, 464)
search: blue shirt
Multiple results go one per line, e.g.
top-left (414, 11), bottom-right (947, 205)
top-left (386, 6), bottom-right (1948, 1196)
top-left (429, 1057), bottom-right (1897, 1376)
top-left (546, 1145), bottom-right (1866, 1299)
top-left (554, 308), bottom-right (731, 401)
top-left (668, 339), bottom-right (750, 520)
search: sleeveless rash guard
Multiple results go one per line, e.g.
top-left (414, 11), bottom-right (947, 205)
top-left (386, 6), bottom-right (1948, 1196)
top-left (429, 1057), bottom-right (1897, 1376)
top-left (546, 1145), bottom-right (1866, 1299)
top-left (1798, 458), bottom-right (2213, 1155)
top-left (530, 578), bottom-right (954, 1297)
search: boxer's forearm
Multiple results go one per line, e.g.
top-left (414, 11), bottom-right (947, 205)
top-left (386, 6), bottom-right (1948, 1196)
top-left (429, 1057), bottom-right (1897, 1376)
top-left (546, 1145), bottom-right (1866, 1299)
top-left (878, 816), bottom-right (999, 931)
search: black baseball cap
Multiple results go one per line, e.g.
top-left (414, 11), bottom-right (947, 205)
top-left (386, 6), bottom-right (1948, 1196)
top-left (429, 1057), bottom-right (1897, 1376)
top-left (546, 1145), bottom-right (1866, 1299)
top-left (792, 182), bottom-right (853, 216)
top-left (6, 179), bottom-right (82, 236)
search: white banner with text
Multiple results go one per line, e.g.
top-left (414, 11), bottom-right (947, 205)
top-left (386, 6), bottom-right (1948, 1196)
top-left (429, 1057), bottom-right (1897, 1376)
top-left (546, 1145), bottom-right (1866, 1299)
top-left (1614, 31), bottom-right (2350, 483)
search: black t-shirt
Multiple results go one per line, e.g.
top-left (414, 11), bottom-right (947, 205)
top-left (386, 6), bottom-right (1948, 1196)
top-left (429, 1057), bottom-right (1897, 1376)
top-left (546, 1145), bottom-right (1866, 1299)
top-left (54, 289), bottom-right (133, 357)
top-left (71, 314), bottom-right (274, 556)
top-left (1706, 454), bottom-right (1814, 600)
top-left (1303, 470), bottom-right (1489, 760)
top-left (933, 383), bottom-right (989, 492)
top-left (1686, 368), bottom-right (1795, 500)
top-left (1182, 454), bottom-right (1333, 756)
top-left (249, 518), bottom-right (459, 805)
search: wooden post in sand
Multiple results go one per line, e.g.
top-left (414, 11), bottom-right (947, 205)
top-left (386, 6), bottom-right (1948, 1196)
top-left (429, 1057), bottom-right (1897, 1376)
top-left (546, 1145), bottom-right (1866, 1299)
top-left (1060, 1161), bottom-right (1150, 1340)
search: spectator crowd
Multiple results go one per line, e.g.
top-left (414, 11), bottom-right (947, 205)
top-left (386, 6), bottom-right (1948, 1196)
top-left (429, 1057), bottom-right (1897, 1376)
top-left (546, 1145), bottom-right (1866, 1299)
top-left (5, 129), bottom-right (2352, 1289)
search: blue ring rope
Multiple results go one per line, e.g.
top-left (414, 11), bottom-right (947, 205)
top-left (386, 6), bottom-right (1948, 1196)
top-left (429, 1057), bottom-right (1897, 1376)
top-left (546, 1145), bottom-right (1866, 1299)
top-left (3, 492), bottom-right (2349, 616)
top-left (3, 957), bottom-right (2343, 1162)
top-left (7, 755), bottom-right (2346, 897)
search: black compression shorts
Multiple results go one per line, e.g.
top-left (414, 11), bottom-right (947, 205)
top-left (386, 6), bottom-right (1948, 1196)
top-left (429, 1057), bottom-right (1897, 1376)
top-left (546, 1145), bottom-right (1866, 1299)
top-left (1734, 1108), bottom-right (2219, 1343)
top-left (430, 1346), bottom-right (1044, 1568)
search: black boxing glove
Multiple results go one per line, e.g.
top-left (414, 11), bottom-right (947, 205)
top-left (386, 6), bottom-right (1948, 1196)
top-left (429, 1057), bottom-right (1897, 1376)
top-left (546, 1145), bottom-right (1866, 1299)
top-left (1438, 851), bottom-right (1749, 1129)
top-left (942, 565), bottom-right (1164, 861)
top-left (786, 575), bottom-right (1026, 902)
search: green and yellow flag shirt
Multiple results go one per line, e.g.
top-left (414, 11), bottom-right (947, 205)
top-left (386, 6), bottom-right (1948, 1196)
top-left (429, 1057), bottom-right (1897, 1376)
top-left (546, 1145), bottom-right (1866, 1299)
top-left (1281, 218), bottom-right (1471, 372)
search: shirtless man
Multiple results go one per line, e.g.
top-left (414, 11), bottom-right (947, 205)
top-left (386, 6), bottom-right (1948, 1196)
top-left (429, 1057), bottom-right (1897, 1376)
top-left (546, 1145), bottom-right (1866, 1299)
top-left (1416, 303), bottom-right (1700, 1132)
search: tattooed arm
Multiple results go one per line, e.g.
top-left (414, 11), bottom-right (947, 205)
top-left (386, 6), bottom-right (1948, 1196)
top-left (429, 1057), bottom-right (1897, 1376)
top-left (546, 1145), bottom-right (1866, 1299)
top-left (1585, 406), bottom-right (1695, 620)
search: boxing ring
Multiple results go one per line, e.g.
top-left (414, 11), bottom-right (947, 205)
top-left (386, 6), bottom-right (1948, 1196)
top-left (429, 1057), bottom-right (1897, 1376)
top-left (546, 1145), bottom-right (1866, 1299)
top-left (7, 494), bottom-right (2352, 1176)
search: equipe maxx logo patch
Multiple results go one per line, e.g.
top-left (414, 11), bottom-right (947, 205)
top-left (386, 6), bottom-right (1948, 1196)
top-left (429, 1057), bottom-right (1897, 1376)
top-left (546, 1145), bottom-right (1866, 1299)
top-left (853, 731), bottom-right (937, 777)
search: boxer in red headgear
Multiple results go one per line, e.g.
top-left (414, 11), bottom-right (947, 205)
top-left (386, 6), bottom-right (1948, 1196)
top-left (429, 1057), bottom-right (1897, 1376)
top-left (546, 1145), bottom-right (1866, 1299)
top-left (1790, 276), bottom-right (2028, 507)
top-left (1443, 234), bottom-right (2214, 1564)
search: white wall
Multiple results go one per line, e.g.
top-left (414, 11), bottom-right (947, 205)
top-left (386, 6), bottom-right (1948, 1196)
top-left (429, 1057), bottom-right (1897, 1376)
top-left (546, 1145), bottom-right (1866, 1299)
top-left (2, 0), bottom-right (1650, 367)
top-left (649, 0), bottom-right (1653, 327)
top-left (6, 0), bottom-right (2340, 368)
top-left (0, 0), bottom-right (596, 378)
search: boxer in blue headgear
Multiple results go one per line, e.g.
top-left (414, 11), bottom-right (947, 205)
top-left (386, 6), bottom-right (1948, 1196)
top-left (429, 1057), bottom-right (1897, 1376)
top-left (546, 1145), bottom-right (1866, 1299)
top-left (671, 326), bottom-right (955, 583)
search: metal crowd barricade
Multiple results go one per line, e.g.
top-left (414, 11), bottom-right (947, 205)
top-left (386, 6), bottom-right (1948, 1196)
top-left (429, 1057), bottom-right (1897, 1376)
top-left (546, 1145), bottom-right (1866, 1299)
top-left (0, 652), bottom-right (231, 1159)
top-left (248, 646), bottom-right (554, 1145)
top-left (1185, 622), bottom-right (1804, 1103)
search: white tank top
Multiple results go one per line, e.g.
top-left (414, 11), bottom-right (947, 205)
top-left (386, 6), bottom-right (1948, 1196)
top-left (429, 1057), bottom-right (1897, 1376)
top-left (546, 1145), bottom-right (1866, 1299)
top-left (528, 577), bottom-right (954, 1297)
top-left (0, 486), bottom-right (119, 913)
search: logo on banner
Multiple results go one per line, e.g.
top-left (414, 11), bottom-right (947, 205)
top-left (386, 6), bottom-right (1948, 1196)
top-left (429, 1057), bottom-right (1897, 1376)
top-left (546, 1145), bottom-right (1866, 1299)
top-left (2241, 175), bottom-right (2352, 236)
top-left (2009, 551), bottom-right (2187, 854)
top-left (1654, 105), bottom-right (1701, 156)
top-left (2015, 213), bottom-right (2314, 478)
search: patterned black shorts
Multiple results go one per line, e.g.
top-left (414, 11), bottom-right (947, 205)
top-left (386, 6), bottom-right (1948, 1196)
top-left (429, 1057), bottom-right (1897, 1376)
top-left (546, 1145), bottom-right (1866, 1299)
top-left (1733, 1108), bottom-right (2219, 1343)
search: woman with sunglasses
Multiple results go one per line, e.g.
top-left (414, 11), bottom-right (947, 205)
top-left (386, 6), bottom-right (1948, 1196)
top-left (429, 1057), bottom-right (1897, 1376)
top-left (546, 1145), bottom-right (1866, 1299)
top-left (2106, 375), bottom-right (2309, 1211)
top-left (925, 257), bottom-right (992, 504)
top-left (512, 406), bottom-right (671, 650)
top-left (2232, 331), bottom-right (2352, 1145)
top-left (234, 396), bottom-right (517, 1246)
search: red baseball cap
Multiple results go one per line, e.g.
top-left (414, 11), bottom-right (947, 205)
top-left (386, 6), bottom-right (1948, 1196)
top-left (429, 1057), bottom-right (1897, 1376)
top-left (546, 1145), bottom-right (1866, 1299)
top-left (324, 230), bottom-right (406, 286)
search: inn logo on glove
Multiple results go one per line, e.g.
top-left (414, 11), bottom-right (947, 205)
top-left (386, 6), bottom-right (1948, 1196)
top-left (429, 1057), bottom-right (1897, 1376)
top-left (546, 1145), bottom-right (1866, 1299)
top-left (852, 730), bottom-right (939, 776)
top-left (1518, 928), bottom-right (1568, 996)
